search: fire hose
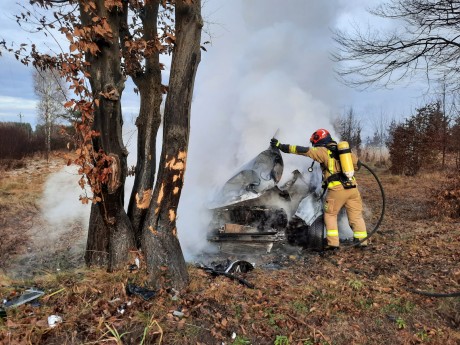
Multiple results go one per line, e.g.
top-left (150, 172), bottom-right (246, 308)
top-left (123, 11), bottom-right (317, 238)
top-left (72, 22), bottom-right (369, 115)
top-left (307, 159), bottom-right (385, 249)
top-left (346, 161), bottom-right (386, 248)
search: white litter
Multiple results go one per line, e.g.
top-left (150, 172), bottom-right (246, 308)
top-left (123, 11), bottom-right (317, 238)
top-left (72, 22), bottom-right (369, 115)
top-left (48, 315), bottom-right (62, 328)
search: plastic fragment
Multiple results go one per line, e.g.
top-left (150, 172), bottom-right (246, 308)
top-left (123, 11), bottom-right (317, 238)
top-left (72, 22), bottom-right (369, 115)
top-left (125, 283), bottom-right (156, 300)
top-left (48, 315), bottom-right (62, 328)
top-left (173, 310), bottom-right (184, 318)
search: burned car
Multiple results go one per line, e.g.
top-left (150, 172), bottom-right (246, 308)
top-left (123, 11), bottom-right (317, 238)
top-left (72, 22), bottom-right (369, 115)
top-left (207, 147), bottom-right (354, 253)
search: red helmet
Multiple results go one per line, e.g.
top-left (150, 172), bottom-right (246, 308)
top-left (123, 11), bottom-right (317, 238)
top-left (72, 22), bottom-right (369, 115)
top-left (310, 128), bottom-right (332, 146)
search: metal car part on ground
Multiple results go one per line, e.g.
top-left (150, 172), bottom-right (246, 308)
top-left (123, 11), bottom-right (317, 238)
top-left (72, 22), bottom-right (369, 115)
top-left (2, 289), bottom-right (44, 308)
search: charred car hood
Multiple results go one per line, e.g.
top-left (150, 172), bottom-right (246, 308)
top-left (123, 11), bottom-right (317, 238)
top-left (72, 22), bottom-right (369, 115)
top-left (208, 147), bottom-right (283, 209)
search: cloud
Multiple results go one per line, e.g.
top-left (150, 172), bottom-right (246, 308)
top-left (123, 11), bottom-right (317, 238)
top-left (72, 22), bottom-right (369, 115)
top-left (0, 43), bottom-right (37, 124)
top-left (0, 95), bottom-right (36, 108)
top-left (0, 95), bottom-right (36, 112)
top-left (0, 95), bottom-right (37, 124)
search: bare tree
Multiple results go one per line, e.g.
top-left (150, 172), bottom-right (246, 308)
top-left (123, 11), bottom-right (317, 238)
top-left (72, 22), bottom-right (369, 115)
top-left (370, 109), bottom-right (390, 164)
top-left (33, 68), bottom-right (67, 161)
top-left (436, 78), bottom-right (455, 168)
top-left (333, 0), bottom-right (460, 89)
top-left (333, 107), bottom-right (363, 154)
top-left (452, 114), bottom-right (460, 169)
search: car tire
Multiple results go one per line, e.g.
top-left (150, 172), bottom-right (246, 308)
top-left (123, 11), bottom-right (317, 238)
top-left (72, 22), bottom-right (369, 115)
top-left (306, 215), bottom-right (325, 251)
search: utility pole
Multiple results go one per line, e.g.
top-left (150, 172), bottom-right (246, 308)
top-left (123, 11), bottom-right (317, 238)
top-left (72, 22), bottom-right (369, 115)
top-left (18, 112), bottom-right (23, 123)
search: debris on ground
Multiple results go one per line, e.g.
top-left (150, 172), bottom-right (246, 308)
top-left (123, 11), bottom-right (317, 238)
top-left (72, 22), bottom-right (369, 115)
top-left (196, 260), bottom-right (255, 289)
top-left (47, 314), bottom-right (62, 328)
top-left (3, 288), bottom-right (44, 308)
top-left (125, 282), bottom-right (157, 300)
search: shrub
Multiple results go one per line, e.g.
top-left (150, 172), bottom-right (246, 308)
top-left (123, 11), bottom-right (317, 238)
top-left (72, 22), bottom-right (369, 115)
top-left (0, 122), bottom-right (34, 159)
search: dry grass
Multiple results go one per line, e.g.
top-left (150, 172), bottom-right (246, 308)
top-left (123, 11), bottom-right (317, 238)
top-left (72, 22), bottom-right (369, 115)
top-left (0, 153), bottom-right (63, 213)
top-left (2, 258), bottom-right (459, 344)
top-left (1, 157), bottom-right (460, 344)
top-left (0, 153), bottom-right (67, 273)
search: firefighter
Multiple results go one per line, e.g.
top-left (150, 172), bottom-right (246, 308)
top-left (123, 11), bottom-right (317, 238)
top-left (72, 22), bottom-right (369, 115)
top-left (270, 129), bottom-right (368, 249)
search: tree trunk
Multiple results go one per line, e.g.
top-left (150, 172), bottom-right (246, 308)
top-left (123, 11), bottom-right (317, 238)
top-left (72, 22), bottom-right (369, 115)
top-left (46, 115), bottom-right (51, 162)
top-left (127, 86), bottom-right (162, 246)
top-left (45, 91), bottom-right (51, 162)
top-left (142, 0), bottom-right (202, 289)
top-left (126, 0), bottom-right (163, 247)
top-left (81, 0), bottom-right (135, 271)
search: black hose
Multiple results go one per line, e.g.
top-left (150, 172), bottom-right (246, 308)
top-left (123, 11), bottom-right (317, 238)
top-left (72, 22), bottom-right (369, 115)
top-left (342, 161), bottom-right (386, 248)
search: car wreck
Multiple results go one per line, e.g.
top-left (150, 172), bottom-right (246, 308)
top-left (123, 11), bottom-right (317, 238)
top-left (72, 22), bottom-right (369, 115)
top-left (207, 146), bottom-right (355, 253)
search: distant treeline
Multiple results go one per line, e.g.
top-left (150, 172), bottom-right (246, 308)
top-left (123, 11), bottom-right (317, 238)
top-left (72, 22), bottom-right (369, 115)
top-left (0, 122), bottom-right (72, 159)
top-left (386, 101), bottom-right (460, 175)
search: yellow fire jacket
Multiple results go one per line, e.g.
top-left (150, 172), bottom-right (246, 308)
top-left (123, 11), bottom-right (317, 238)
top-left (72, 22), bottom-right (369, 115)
top-left (282, 143), bottom-right (359, 191)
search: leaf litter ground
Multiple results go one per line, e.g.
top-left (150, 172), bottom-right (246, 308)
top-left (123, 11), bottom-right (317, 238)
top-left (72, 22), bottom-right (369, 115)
top-left (1, 155), bottom-right (460, 345)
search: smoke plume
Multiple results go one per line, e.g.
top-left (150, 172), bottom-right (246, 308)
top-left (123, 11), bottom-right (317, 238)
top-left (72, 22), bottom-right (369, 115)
top-left (177, 0), bottom-right (349, 259)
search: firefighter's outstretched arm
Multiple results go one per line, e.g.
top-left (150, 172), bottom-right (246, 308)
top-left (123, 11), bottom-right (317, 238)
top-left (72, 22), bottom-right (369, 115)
top-left (270, 138), bottom-right (309, 154)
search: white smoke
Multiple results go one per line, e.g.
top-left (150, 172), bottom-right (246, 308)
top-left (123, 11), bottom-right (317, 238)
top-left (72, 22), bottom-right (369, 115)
top-left (36, 0), bottom-right (370, 261)
top-left (39, 165), bottom-right (90, 246)
top-left (41, 166), bottom-right (90, 227)
top-left (178, 0), bottom-right (350, 259)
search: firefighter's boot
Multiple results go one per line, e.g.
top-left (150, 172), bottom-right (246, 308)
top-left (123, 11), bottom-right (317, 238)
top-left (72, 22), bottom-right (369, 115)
top-left (353, 238), bottom-right (369, 249)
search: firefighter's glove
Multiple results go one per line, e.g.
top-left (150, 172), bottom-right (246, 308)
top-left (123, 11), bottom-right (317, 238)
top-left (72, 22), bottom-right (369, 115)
top-left (270, 139), bottom-right (289, 153)
top-left (270, 138), bottom-right (280, 148)
top-left (357, 160), bottom-right (362, 171)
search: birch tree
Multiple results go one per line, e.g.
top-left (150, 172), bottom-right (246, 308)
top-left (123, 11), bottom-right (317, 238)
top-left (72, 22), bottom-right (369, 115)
top-left (33, 68), bottom-right (67, 161)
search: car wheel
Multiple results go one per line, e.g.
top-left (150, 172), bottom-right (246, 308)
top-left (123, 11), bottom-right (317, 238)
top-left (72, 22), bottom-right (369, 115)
top-left (306, 215), bottom-right (325, 251)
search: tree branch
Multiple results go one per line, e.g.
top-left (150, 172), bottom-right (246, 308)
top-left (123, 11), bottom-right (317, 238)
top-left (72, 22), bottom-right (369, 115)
top-left (333, 0), bottom-right (460, 89)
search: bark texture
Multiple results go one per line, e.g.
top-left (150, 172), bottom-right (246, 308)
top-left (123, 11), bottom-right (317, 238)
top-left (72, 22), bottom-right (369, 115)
top-left (142, 0), bottom-right (202, 289)
top-left (125, 0), bottom-right (163, 247)
top-left (82, 0), bottom-right (135, 271)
